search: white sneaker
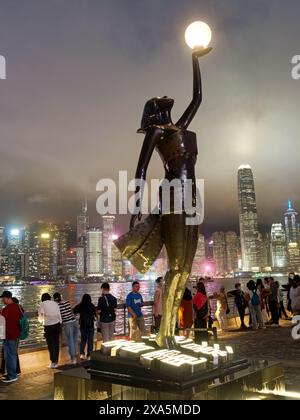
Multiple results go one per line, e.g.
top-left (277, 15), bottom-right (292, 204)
top-left (71, 359), bottom-right (77, 365)
top-left (80, 354), bottom-right (86, 360)
top-left (52, 363), bottom-right (59, 369)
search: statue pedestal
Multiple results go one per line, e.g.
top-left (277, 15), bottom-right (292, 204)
top-left (54, 351), bottom-right (285, 400)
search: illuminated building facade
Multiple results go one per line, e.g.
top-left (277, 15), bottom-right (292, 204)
top-left (284, 200), bottom-right (300, 270)
top-left (271, 224), bottom-right (287, 269)
top-left (238, 165), bottom-right (261, 271)
top-left (191, 234), bottom-right (206, 277)
top-left (87, 228), bottom-right (103, 276)
top-left (225, 231), bottom-right (239, 273)
top-left (212, 232), bottom-right (227, 275)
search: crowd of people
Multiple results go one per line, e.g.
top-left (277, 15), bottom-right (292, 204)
top-left (0, 273), bottom-right (299, 384)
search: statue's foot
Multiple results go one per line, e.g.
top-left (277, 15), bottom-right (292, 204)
top-left (156, 335), bottom-right (177, 349)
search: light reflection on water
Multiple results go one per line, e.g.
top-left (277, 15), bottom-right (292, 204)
top-left (0, 277), bottom-right (289, 348)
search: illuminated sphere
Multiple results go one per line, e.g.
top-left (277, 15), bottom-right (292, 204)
top-left (185, 21), bottom-right (212, 49)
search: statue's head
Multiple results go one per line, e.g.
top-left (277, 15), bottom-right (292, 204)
top-left (137, 96), bottom-right (174, 133)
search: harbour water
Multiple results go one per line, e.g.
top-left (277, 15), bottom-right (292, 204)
top-left (0, 276), bottom-right (289, 348)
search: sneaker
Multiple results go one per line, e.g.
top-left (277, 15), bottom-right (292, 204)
top-left (86, 356), bottom-right (91, 361)
top-left (80, 354), bottom-right (86, 360)
top-left (71, 359), bottom-right (77, 365)
top-left (1, 376), bottom-right (18, 384)
top-left (270, 324), bottom-right (280, 328)
top-left (48, 362), bottom-right (58, 369)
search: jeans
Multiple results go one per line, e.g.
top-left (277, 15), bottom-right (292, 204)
top-left (237, 306), bottom-right (246, 327)
top-left (3, 339), bottom-right (18, 380)
top-left (128, 317), bottom-right (146, 341)
top-left (63, 321), bottom-right (79, 359)
top-left (1, 346), bottom-right (21, 375)
top-left (99, 321), bottom-right (115, 343)
top-left (269, 300), bottom-right (279, 325)
top-left (44, 323), bottom-right (61, 364)
top-left (249, 304), bottom-right (264, 329)
top-left (80, 327), bottom-right (94, 356)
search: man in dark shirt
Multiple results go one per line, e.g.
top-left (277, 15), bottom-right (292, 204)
top-left (0, 291), bottom-right (21, 383)
top-left (97, 283), bottom-right (117, 343)
top-left (268, 277), bottom-right (280, 327)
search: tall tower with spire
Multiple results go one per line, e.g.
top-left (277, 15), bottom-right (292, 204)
top-left (77, 199), bottom-right (89, 275)
top-left (238, 164), bottom-right (261, 271)
top-left (284, 200), bottom-right (300, 270)
top-left (77, 199), bottom-right (89, 245)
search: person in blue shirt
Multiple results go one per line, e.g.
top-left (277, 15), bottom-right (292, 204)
top-left (126, 281), bottom-right (146, 341)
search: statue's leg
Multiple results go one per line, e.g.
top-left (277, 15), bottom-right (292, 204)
top-left (169, 222), bottom-right (199, 337)
top-left (156, 268), bottom-right (181, 348)
top-left (156, 215), bottom-right (199, 347)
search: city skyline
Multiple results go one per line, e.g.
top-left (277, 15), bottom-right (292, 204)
top-left (1, 1), bottom-right (300, 231)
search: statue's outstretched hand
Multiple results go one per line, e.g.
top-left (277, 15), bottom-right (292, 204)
top-left (193, 47), bottom-right (212, 58)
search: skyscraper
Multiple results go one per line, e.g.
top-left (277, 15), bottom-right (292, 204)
top-left (238, 164), bottom-right (261, 271)
top-left (37, 232), bottom-right (52, 279)
top-left (191, 234), bottom-right (206, 277)
top-left (284, 200), bottom-right (300, 270)
top-left (77, 199), bottom-right (89, 245)
top-left (77, 199), bottom-right (89, 276)
top-left (102, 215), bottom-right (115, 274)
top-left (225, 231), bottom-right (239, 273)
top-left (212, 232), bottom-right (227, 275)
top-left (271, 224), bottom-right (287, 269)
top-left (86, 228), bottom-right (103, 276)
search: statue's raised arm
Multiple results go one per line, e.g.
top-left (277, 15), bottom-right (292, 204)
top-left (176, 47), bottom-right (212, 130)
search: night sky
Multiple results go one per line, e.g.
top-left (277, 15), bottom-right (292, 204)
top-left (0, 0), bottom-right (300, 233)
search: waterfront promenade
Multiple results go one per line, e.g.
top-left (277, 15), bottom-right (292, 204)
top-left (0, 319), bottom-right (299, 400)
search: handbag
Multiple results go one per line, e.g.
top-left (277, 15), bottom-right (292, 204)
top-left (18, 305), bottom-right (30, 340)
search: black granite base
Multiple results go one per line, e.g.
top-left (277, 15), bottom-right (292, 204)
top-left (54, 357), bottom-right (285, 400)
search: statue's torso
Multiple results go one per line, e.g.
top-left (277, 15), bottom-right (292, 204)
top-left (156, 129), bottom-right (198, 179)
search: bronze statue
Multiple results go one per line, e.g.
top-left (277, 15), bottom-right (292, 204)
top-left (115, 47), bottom-right (212, 348)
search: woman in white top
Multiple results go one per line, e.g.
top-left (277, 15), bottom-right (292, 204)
top-left (38, 293), bottom-right (62, 368)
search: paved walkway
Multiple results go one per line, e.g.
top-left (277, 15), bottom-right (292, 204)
top-left (0, 321), bottom-right (299, 400)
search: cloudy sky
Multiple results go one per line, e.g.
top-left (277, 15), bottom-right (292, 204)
top-left (0, 0), bottom-right (300, 233)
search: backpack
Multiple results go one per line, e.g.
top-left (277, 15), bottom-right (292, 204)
top-left (18, 305), bottom-right (30, 340)
top-left (251, 291), bottom-right (260, 307)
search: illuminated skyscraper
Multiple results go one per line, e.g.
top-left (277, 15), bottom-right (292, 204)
top-left (37, 232), bottom-right (52, 279)
top-left (77, 199), bottom-right (89, 275)
top-left (212, 232), bottom-right (227, 275)
top-left (191, 234), bottom-right (206, 277)
top-left (87, 228), bottom-right (103, 276)
top-left (77, 199), bottom-right (89, 243)
top-left (225, 231), bottom-right (239, 273)
top-left (260, 232), bottom-right (272, 269)
top-left (271, 224), bottom-right (287, 269)
top-left (284, 200), bottom-right (300, 270)
top-left (238, 165), bottom-right (260, 271)
top-left (285, 200), bottom-right (299, 243)
top-left (102, 216), bottom-right (115, 274)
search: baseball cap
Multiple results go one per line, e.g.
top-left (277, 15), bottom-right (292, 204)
top-left (0, 291), bottom-right (12, 299)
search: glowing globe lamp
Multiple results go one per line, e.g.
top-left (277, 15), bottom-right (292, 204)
top-left (185, 21), bottom-right (212, 50)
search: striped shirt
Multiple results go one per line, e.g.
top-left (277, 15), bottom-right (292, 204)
top-left (58, 301), bottom-right (76, 324)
